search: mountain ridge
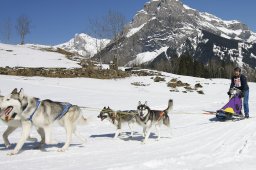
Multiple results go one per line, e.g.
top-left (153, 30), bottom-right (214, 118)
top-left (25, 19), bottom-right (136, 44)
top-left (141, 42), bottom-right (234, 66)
top-left (93, 0), bottom-right (256, 79)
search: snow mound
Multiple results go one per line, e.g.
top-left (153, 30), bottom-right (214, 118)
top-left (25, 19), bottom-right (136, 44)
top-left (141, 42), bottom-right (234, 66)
top-left (0, 43), bottom-right (80, 68)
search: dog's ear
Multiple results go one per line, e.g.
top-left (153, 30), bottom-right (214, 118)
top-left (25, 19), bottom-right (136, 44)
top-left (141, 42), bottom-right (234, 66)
top-left (18, 88), bottom-right (24, 99)
top-left (103, 106), bottom-right (106, 109)
top-left (144, 101), bottom-right (147, 106)
top-left (138, 101), bottom-right (141, 106)
top-left (11, 88), bottom-right (18, 94)
top-left (107, 106), bottom-right (110, 109)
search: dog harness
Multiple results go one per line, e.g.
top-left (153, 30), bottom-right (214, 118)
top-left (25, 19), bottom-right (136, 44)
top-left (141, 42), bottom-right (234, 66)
top-left (27, 100), bottom-right (72, 122)
top-left (54, 103), bottom-right (72, 121)
top-left (28, 99), bottom-right (41, 122)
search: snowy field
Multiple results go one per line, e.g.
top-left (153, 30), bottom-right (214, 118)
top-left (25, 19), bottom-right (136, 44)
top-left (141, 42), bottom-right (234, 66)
top-left (0, 43), bottom-right (80, 68)
top-left (0, 73), bottom-right (256, 170)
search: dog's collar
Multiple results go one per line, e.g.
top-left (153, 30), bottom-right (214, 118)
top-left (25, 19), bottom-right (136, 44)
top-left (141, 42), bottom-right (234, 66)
top-left (27, 99), bottom-right (41, 122)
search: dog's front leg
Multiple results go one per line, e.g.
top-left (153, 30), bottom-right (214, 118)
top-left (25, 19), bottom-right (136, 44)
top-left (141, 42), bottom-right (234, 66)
top-left (3, 126), bottom-right (18, 148)
top-left (114, 128), bottom-right (121, 139)
top-left (128, 122), bottom-right (134, 138)
top-left (8, 121), bottom-right (31, 155)
top-left (142, 122), bottom-right (152, 144)
top-left (142, 127), bottom-right (146, 137)
top-left (142, 129), bottom-right (151, 144)
top-left (114, 120), bottom-right (121, 139)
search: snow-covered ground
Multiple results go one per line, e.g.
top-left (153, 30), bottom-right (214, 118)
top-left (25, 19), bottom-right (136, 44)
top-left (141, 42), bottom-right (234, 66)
top-left (0, 43), bottom-right (80, 68)
top-left (0, 72), bottom-right (256, 170)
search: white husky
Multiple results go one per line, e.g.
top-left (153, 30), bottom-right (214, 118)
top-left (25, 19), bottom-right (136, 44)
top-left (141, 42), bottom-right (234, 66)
top-left (0, 88), bottom-right (87, 155)
top-left (0, 95), bottom-right (37, 148)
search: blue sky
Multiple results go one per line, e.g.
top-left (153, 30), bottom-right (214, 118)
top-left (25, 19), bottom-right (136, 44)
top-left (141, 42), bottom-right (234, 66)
top-left (0, 0), bottom-right (255, 45)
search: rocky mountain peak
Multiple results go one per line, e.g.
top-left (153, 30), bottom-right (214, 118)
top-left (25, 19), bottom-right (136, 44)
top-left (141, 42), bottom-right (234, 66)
top-left (94, 0), bottom-right (256, 79)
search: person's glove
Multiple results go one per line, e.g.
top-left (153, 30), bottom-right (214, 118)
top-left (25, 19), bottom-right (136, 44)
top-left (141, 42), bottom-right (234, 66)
top-left (240, 91), bottom-right (244, 98)
top-left (238, 91), bottom-right (244, 98)
top-left (227, 91), bottom-right (231, 96)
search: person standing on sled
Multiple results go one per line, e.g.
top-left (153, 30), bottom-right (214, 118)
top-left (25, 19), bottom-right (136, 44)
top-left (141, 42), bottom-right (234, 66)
top-left (228, 67), bottom-right (249, 118)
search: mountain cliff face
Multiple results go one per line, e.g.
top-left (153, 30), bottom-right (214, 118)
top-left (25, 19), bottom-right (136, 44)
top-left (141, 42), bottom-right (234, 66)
top-left (94, 0), bottom-right (256, 77)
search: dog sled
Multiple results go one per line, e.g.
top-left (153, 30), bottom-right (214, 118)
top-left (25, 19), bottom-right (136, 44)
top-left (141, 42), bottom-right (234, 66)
top-left (215, 87), bottom-right (244, 121)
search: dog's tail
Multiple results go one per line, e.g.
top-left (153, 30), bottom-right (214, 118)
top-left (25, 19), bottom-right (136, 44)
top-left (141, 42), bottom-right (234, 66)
top-left (163, 99), bottom-right (173, 127)
top-left (75, 106), bottom-right (87, 125)
top-left (165, 99), bottom-right (173, 114)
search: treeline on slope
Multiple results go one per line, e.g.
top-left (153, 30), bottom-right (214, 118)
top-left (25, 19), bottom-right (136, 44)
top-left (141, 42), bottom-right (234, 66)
top-left (146, 54), bottom-right (256, 81)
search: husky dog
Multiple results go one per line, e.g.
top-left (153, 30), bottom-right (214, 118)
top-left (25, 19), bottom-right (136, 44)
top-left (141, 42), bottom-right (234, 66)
top-left (0, 88), bottom-right (87, 155)
top-left (229, 87), bottom-right (242, 98)
top-left (0, 95), bottom-right (38, 148)
top-left (97, 107), bottom-right (137, 139)
top-left (137, 99), bottom-right (173, 143)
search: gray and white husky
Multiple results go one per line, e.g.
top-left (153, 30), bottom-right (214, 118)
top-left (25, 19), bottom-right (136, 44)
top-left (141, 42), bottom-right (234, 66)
top-left (0, 88), bottom-right (87, 155)
top-left (136, 99), bottom-right (173, 143)
top-left (97, 107), bottom-right (137, 139)
top-left (0, 95), bottom-right (38, 148)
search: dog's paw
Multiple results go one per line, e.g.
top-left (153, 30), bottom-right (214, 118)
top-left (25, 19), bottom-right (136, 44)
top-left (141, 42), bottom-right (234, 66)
top-left (129, 136), bottom-right (133, 139)
top-left (5, 144), bottom-right (11, 149)
top-left (113, 136), bottom-right (119, 140)
top-left (141, 140), bottom-right (147, 144)
top-left (7, 151), bottom-right (18, 156)
top-left (57, 148), bottom-right (67, 152)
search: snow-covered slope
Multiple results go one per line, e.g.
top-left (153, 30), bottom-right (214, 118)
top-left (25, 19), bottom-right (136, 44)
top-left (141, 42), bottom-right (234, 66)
top-left (1, 72), bottom-right (256, 169)
top-left (56, 33), bottom-right (110, 57)
top-left (127, 47), bottom-right (168, 66)
top-left (0, 43), bottom-right (80, 68)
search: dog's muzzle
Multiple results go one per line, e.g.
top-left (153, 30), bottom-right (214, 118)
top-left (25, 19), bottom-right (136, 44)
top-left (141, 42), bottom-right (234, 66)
top-left (98, 114), bottom-right (107, 121)
top-left (138, 111), bottom-right (145, 118)
top-left (0, 106), bottom-right (14, 122)
top-left (1, 106), bottom-right (13, 116)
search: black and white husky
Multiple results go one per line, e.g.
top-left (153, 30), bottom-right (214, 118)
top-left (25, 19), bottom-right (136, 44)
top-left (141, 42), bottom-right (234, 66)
top-left (98, 107), bottom-right (137, 139)
top-left (0, 88), bottom-right (87, 155)
top-left (137, 99), bottom-right (173, 143)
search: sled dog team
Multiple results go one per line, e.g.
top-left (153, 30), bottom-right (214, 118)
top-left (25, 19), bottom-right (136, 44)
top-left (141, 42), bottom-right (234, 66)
top-left (0, 67), bottom-right (249, 155)
top-left (0, 88), bottom-right (173, 155)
